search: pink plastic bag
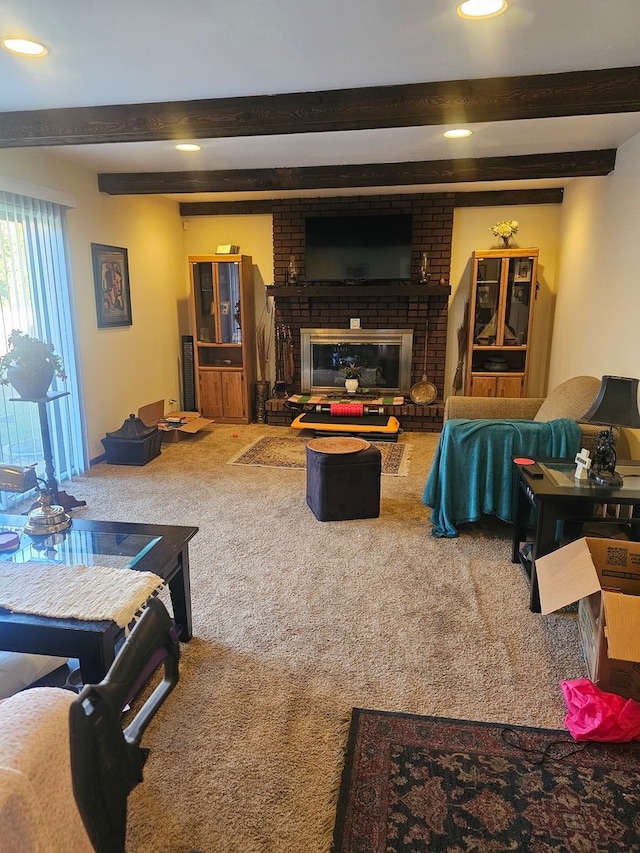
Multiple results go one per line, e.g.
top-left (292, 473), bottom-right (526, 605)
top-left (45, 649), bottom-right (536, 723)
top-left (561, 678), bottom-right (640, 742)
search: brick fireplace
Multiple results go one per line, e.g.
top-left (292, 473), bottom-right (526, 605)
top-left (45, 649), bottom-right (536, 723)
top-left (266, 192), bottom-right (454, 432)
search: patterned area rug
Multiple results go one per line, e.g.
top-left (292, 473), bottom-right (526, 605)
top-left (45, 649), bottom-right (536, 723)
top-left (332, 708), bottom-right (640, 852)
top-left (229, 435), bottom-right (411, 476)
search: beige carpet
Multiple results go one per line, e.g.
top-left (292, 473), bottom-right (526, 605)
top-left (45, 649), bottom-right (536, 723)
top-left (229, 434), bottom-right (411, 475)
top-left (64, 423), bottom-right (585, 853)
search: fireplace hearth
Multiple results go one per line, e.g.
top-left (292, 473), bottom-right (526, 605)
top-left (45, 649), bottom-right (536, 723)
top-left (267, 284), bottom-right (449, 432)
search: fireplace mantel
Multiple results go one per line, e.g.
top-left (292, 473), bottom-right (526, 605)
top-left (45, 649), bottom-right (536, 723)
top-left (269, 282), bottom-right (451, 299)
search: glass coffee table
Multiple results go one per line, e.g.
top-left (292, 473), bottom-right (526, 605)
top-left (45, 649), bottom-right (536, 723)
top-left (0, 514), bottom-right (198, 683)
top-left (511, 459), bottom-right (640, 613)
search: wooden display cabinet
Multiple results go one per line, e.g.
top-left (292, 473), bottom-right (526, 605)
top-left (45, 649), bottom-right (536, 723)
top-left (465, 248), bottom-right (538, 398)
top-left (189, 254), bottom-right (256, 423)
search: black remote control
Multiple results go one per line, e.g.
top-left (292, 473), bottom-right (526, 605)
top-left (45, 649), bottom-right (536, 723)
top-left (522, 462), bottom-right (544, 479)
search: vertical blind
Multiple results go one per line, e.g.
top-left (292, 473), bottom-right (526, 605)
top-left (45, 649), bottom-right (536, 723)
top-left (0, 190), bottom-right (86, 506)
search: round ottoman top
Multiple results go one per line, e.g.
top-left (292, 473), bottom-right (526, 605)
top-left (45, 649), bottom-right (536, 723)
top-left (307, 436), bottom-right (371, 454)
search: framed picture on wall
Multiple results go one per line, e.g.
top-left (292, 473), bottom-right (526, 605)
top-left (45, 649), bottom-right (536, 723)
top-left (91, 243), bottom-right (133, 328)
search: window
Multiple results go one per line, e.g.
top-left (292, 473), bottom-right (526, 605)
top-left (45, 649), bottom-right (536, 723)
top-left (0, 190), bottom-right (86, 508)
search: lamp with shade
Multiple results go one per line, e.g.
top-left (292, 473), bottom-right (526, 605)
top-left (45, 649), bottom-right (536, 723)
top-left (581, 375), bottom-right (640, 488)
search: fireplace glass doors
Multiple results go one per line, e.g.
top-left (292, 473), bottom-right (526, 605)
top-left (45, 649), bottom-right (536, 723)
top-left (300, 329), bottom-right (413, 395)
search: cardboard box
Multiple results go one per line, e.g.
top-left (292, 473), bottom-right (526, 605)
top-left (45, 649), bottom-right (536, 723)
top-left (536, 537), bottom-right (640, 700)
top-left (138, 400), bottom-right (212, 443)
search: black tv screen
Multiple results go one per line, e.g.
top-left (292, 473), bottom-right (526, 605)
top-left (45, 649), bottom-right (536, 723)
top-left (304, 214), bottom-right (412, 282)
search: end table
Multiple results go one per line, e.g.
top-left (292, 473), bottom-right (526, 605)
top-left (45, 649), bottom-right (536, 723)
top-left (511, 458), bottom-right (640, 612)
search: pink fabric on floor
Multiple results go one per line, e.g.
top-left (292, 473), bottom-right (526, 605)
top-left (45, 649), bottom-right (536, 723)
top-left (561, 678), bottom-right (640, 742)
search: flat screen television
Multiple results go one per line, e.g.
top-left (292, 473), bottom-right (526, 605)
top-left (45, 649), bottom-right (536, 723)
top-left (304, 214), bottom-right (412, 282)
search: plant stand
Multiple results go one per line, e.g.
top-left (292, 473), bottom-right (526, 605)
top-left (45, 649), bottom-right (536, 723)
top-left (10, 392), bottom-right (86, 511)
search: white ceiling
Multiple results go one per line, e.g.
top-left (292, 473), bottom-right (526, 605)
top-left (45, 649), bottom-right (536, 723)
top-left (2, 0), bottom-right (640, 202)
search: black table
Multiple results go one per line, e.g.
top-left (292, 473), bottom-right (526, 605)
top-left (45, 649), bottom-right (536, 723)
top-left (0, 515), bottom-right (197, 683)
top-left (511, 459), bottom-right (640, 613)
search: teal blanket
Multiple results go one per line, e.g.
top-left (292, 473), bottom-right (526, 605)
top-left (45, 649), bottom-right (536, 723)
top-left (422, 418), bottom-right (581, 538)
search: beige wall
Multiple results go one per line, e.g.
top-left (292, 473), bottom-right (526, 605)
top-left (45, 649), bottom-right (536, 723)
top-left (2, 130), bottom-right (640, 460)
top-left (549, 131), bottom-right (640, 456)
top-left (0, 148), bottom-right (186, 463)
top-left (448, 204), bottom-right (562, 398)
top-left (181, 214), bottom-right (274, 379)
top-left (181, 215), bottom-right (273, 286)
top-left (185, 205), bottom-right (566, 400)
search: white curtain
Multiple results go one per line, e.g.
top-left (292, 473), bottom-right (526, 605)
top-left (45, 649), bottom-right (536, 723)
top-left (0, 191), bottom-right (86, 506)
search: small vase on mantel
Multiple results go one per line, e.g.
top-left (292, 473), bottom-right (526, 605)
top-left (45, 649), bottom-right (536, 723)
top-left (345, 378), bottom-right (359, 394)
top-left (287, 255), bottom-right (298, 285)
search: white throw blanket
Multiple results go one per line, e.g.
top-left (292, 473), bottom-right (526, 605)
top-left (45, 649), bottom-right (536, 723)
top-left (0, 687), bottom-right (93, 852)
top-left (0, 563), bottom-right (164, 627)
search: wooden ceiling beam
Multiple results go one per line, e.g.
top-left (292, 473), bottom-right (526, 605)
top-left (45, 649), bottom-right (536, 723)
top-left (451, 188), bottom-right (563, 207)
top-left (1, 67), bottom-right (639, 147)
top-left (179, 188), bottom-right (563, 216)
top-left (99, 150), bottom-right (615, 195)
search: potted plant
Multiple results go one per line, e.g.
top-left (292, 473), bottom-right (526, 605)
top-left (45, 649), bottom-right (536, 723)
top-left (0, 329), bottom-right (66, 399)
top-left (342, 361), bottom-right (361, 394)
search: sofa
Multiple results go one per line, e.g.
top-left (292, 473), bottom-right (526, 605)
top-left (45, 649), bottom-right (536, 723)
top-left (443, 375), bottom-right (605, 455)
top-left (423, 376), bottom-right (605, 537)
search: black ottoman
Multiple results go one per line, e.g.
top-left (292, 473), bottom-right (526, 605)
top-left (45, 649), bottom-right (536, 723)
top-left (306, 437), bottom-right (382, 521)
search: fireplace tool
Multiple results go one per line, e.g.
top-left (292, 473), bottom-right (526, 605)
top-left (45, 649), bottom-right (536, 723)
top-left (274, 323), bottom-right (293, 397)
top-left (409, 316), bottom-right (437, 404)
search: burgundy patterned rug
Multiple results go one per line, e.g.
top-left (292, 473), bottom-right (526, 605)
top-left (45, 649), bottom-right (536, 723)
top-left (332, 708), bottom-right (640, 852)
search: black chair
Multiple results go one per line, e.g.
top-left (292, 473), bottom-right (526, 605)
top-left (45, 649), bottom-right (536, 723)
top-left (69, 596), bottom-right (180, 852)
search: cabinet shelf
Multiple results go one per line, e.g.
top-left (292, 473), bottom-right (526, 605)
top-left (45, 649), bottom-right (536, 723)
top-left (200, 364), bottom-right (243, 371)
top-left (197, 342), bottom-right (243, 348)
top-left (473, 371), bottom-right (525, 377)
top-left (472, 345), bottom-right (527, 351)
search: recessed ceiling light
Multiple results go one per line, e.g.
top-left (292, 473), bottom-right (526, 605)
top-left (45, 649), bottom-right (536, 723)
top-left (175, 143), bottom-right (202, 152)
top-left (457, 0), bottom-right (508, 19)
top-left (444, 128), bottom-right (473, 139)
top-left (1, 37), bottom-right (49, 57)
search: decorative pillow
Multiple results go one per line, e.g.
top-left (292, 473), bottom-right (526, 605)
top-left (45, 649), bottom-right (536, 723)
top-left (534, 376), bottom-right (600, 423)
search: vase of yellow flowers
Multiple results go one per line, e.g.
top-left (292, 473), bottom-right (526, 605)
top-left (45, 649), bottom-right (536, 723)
top-left (490, 219), bottom-right (519, 248)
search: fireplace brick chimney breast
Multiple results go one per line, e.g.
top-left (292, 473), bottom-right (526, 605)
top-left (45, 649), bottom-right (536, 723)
top-left (268, 192), bottom-right (454, 432)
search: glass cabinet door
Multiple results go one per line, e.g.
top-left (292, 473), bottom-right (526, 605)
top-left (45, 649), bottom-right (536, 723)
top-left (505, 257), bottom-right (533, 346)
top-left (192, 262), bottom-right (216, 343)
top-left (467, 248), bottom-right (538, 398)
top-left (217, 262), bottom-right (242, 344)
top-left (473, 258), bottom-right (501, 345)
top-left (191, 261), bottom-right (242, 344)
